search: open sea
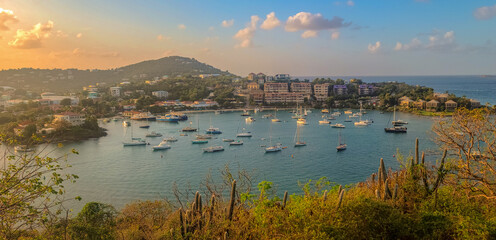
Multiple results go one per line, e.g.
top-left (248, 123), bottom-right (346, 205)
top-left (7, 75), bottom-right (496, 213)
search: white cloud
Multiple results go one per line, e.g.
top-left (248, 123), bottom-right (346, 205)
top-left (331, 31), bottom-right (340, 40)
top-left (222, 19), bottom-right (234, 28)
top-left (260, 12), bottom-right (281, 30)
top-left (0, 8), bottom-right (18, 31)
top-left (76, 33), bottom-right (83, 38)
top-left (233, 15), bottom-right (259, 48)
top-left (474, 5), bottom-right (496, 20)
top-left (347, 0), bottom-right (355, 6)
top-left (395, 31), bottom-right (456, 52)
top-left (368, 41), bottom-right (381, 53)
top-left (301, 30), bottom-right (318, 39)
top-left (285, 12), bottom-right (350, 32)
top-left (178, 24), bottom-right (186, 30)
top-left (9, 21), bottom-right (54, 49)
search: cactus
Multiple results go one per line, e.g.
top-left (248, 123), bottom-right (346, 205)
top-left (209, 194), bottom-right (215, 223)
top-left (392, 183), bottom-right (398, 200)
top-left (378, 158), bottom-right (387, 184)
top-left (198, 194), bottom-right (202, 213)
top-left (283, 191), bottom-right (288, 209)
top-left (322, 190), bottom-right (327, 203)
top-left (194, 191), bottom-right (200, 212)
top-left (179, 208), bottom-right (185, 237)
top-left (371, 173), bottom-right (376, 183)
top-left (375, 189), bottom-right (381, 199)
top-left (337, 185), bottom-right (342, 196)
top-left (337, 189), bottom-right (345, 209)
top-left (421, 151), bottom-right (425, 165)
top-left (228, 180), bottom-right (236, 221)
top-left (384, 178), bottom-right (392, 200)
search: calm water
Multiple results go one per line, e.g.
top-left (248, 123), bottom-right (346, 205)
top-left (41, 110), bottom-right (438, 212)
top-left (302, 75), bottom-right (496, 105)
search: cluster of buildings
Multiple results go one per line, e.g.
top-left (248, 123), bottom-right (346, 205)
top-left (246, 73), bottom-right (290, 84)
top-left (399, 93), bottom-right (481, 112)
top-left (109, 86), bottom-right (169, 99)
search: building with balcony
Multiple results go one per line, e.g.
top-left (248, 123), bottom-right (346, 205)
top-left (247, 82), bottom-right (259, 90)
top-left (445, 100), bottom-right (457, 112)
top-left (290, 82), bottom-right (312, 94)
top-left (53, 112), bottom-right (85, 126)
top-left (264, 82), bottom-right (289, 93)
top-left (358, 84), bottom-right (375, 95)
top-left (275, 74), bottom-right (290, 81)
top-left (333, 85), bottom-right (348, 95)
top-left (426, 99), bottom-right (440, 112)
top-left (264, 92), bottom-right (307, 104)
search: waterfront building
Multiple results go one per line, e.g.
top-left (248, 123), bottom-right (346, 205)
top-left (433, 93), bottom-right (449, 103)
top-left (152, 91), bottom-right (169, 99)
top-left (264, 82), bottom-right (289, 93)
top-left (358, 84), bottom-right (375, 95)
top-left (426, 99), bottom-right (440, 112)
top-left (400, 97), bottom-right (414, 108)
top-left (290, 82), bottom-right (312, 94)
top-left (275, 74), bottom-right (290, 82)
top-left (38, 95), bottom-right (79, 106)
top-left (249, 90), bottom-right (264, 104)
top-left (314, 83), bottom-right (330, 102)
top-left (264, 92), bottom-right (307, 104)
top-left (53, 112), bottom-right (85, 126)
top-left (110, 87), bottom-right (122, 97)
top-left (247, 82), bottom-right (259, 90)
top-left (333, 85), bottom-right (348, 95)
top-left (414, 99), bottom-right (426, 110)
top-left (470, 99), bottom-right (481, 109)
top-left (445, 100), bottom-right (457, 112)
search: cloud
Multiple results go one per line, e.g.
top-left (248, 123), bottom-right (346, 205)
top-left (368, 41), bottom-right (381, 53)
top-left (157, 34), bottom-right (171, 41)
top-left (233, 15), bottom-right (259, 48)
top-left (474, 5), bottom-right (496, 20)
top-left (285, 12), bottom-right (350, 38)
top-left (394, 30), bottom-right (456, 52)
top-left (9, 21), bottom-right (54, 49)
top-left (76, 33), bottom-right (83, 38)
top-left (331, 31), bottom-right (340, 40)
top-left (0, 8), bottom-right (18, 31)
top-left (347, 1), bottom-right (355, 6)
top-left (260, 12), bottom-right (281, 30)
top-left (222, 19), bottom-right (234, 28)
top-left (178, 24), bottom-right (186, 30)
top-left (301, 30), bottom-right (318, 39)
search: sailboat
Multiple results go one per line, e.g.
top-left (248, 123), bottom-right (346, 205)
top-left (294, 123), bottom-right (306, 147)
top-left (336, 132), bottom-right (347, 151)
top-left (391, 106), bottom-right (408, 126)
top-left (271, 109), bottom-right (281, 122)
top-left (152, 140), bottom-right (171, 151)
top-left (265, 123), bottom-right (282, 153)
top-left (195, 119), bottom-right (212, 139)
top-left (292, 103), bottom-right (301, 119)
top-left (182, 121), bottom-right (197, 132)
top-left (205, 116), bottom-right (222, 134)
top-left (354, 102), bottom-right (368, 126)
top-left (385, 106), bottom-right (407, 133)
top-left (123, 126), bottom-right (147, 146)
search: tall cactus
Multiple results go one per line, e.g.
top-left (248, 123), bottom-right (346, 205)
top-left (179, 208), bottom-right (185, 237)
top-left (228, 180), bottom-right (236, 221)
top-left (415, 138), bottom-right (419, 165)
top-left (283, 191), bottom-right (288, 209)
top-left (337, 189), bottom-right (345, 209)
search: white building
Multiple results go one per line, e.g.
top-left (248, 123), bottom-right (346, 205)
top-left (53, 112), bottom-right (85, 126)
top-left (110, 87), bottom-right (122, 97)
top-left (152, 91), bottom-right (169, 99)
top-left (38, 95), bottom-right (79, 105)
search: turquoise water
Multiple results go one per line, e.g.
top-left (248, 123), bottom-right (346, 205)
top-left (47, 110), bottom-right (437, 211)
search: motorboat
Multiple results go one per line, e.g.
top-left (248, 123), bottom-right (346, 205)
top-left (123, 121), bottom-right (131, 127)
top-left (192, 139), bottom-right (208, 144)
top-left (196, 134), bottom-right (212, 139)
top-left (163, 136), bottom-right (178, 142)
top-left (319, 119), bottom-right (331, 124)
top-left (384, 126), bottom-right (407, 133)
top-left (245, 117), bottom-right (256, 122)
top-left (223, 139), bottom-right (235, 142)
top-left (297, 118), bottom-right (307, 125)
top-left (123, 139), bottom-right (147, 146)
top-left (331, 123), bottom-right (346, 128)
top-left (236, 132), bottom-right (252, 137)
top-left (145, 131), bottom-right (163, 137)
top-left (203, 146), bottom-right (225, 152)
top-left (229, 140), bottom-right (244, 146)
top-left (265, 145), bottom-right (282, 153)
top-left (152, 141), bottom-right (171, 151)
top-left (205, 127), bottom-right (222, 134)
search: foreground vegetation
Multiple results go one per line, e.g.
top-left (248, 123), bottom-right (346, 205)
top-left (3, 108), bottom-right (496, 239)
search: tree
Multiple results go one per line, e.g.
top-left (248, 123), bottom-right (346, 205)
top-left (60, 98), bottom-right (72, 107)
top-left (433, 108), bottom-right (496, 199)
top-left (83, 116), bottom-right (99, 131)
top-left (0, 139), bottom-right (79, 238)
top-left (69, 202), bottom-right (117, 239)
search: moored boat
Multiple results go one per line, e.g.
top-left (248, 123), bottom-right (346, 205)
top-left (145, 131), bottom-right (163, 137)
top-left (192, 139), bottom-right (208, 144)
top-left (203, 146), bottom-right (225, 152)
top-left (229, 140), bottom-right (244, 146)
top-left (152, 141), bottom-right (171, 151)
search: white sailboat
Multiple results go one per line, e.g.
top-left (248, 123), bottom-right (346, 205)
top-left (123, 127), bottom-right (147, 146)
top-left (265, 123), bottom-right (282, 152)
top-left (294, 123), bottom-right (306, 147)
top-left (336, 131), bottom-right (347, 151)
top-left (354, 102), bottom-right (368, 126)
top-left (271, 109), bottom-right (281, 122)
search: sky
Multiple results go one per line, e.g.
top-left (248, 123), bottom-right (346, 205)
top-left (0, 0), bottom-right (495, 76)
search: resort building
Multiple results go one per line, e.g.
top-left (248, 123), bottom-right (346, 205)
top-left (110, 87), bottom-right (122, 97)
top-left (400, 97), bottom-right (414, 108)
top-left (433, 93), bottom-right (449, 103)
top-left (290, 82), bottom-right (312, 94)
top-left (247, 73), bottom-right (256, 81)
top-left (53, 112), bottom-right (85, 126)
top-left (38, 95), bottom-right (79, 106)
top-left (358, 84), bottom-right (375, 96)
top-left (249, 90), bottom-right (264, 105)
top-left (470, 99), bottom-right (481, 109)
top-left (445, 100), bottom-right (458, 112)
top-left (264, 83), bottom-right (289, 93)
top-left (314, 84), bottom-right (330, 102)
top-left (333, 85), bottom-right (348, 95)
top-left (275, 74), bottom-right (290, 82)
top-left (152, 91), bottom-right (169, 99)
top-left (264, 92), bottom-right (306, 104)
top-left (426, 99), bottom-right (440, 112)
top-left (247, 82), bottom-right (259, 90)
top-left (414, 99), bottom-right (426, 110)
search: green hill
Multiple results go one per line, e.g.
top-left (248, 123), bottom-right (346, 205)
top-left (0, 56), bottom-right (232, 92)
